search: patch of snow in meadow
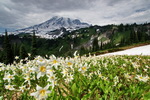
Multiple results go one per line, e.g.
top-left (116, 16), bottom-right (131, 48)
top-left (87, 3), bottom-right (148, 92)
top-left (100, 45), bottom-right (150, 56)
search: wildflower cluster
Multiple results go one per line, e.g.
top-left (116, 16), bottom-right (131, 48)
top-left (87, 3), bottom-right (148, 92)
top-left (0, 55), bottom-right (149, 100)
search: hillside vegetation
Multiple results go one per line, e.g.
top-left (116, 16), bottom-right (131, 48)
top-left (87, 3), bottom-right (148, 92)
top-left (0, 22), bottom-right (150, 63)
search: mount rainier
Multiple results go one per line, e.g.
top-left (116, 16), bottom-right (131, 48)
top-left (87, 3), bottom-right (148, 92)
top-left (14, 16), bottom-right (90, 39)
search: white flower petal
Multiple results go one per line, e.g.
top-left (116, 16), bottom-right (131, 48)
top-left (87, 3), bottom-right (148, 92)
top-left (37, 72), bottom-right (42, 79)
top-left (36, 85), bottom-right (42, 90)
top-left (44, 84), bottom-right (50, 90)
top-left (47, 66), bottom-right (52, 69)
top-left (30, 91), bottom-right (38, 98)
top-left (46, 90), bottom-right (51, 94)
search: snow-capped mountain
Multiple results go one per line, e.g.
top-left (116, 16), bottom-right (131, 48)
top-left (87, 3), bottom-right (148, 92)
top-left (15, 16), bottom-right (90, 39)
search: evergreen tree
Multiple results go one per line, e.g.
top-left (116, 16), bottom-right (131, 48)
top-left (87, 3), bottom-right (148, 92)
top-left (120, 37), bottom-right (126, 46)
top-left (13, 43), bottom-right (19, 57)
top-left (124, 24), bottom-right (129, 31)
top-left (133, 23), bottom-right (137, 27)
top-left (135, 31), bottom-right (139, 43)
top-left (143, 26), bottom-right (150, 41)
top-left (3, 29), bottom-right (13, 64)
top-left (80, 46), bottom-right (86, 55)
top-left (92, 38), bottom-right (99, 52)
top-left (118, 23), bottom-right (124, 32)
top-left (137, 26), bottom-right (146, 42)
top-left (129, 30), bottom-right (135, 44)
top-left (137, 29), bottom-right (142, 42)
top-left (20, 44), bottom-right (28, 59)
top-left (100, 40), bottom-right (103, 50)
top-left (0, 50), bottom-right (3, 62)
top-left (31, 31), bottom-right (37, 59)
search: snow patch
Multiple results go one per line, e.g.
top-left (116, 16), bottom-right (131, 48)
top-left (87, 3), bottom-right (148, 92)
top-left (99, 45), bottom-right (150, 56)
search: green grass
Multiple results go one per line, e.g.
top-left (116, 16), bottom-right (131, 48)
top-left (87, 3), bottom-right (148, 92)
top-left (112, 31), bottom-right (131, 44)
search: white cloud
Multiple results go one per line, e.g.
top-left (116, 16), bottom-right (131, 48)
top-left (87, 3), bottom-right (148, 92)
top-left (0, 0), bottom-right (149, 30)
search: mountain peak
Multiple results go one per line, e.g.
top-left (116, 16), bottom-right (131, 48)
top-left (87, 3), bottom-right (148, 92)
top-left (15, 16), bottom-right (90, 39)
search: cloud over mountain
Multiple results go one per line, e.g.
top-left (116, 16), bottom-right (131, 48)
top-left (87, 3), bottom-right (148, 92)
top-left (0, 0), bottom-right (150, 31)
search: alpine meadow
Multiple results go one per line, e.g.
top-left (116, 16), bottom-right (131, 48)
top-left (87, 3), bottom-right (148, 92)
top-left (0, 0), bottom-right (150, 99)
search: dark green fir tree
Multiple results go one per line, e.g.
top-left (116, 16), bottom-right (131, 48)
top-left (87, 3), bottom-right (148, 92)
top-left (3, 29), bottom-right (13, 64)
top-left (20, 44), bottom-right (28, 59)
top-left (92, 38), bottom-right (99, 52)
top-left (31, 30), bottom-right (37, 59)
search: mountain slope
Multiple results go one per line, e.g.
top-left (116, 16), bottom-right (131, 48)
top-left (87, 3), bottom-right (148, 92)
top-left (15, 16), bottom-right (90, 39)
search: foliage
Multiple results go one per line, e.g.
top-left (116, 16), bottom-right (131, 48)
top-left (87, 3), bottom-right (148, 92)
top-left (0, 55), bottom-right (149, 100)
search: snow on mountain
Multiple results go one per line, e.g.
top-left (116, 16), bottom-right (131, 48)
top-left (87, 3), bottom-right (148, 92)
top-left (14, 16), bottom-right (90, 39)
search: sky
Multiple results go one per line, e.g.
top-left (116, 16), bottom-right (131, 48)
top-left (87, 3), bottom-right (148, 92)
top-left (0, 0), bottom-right (150, 32)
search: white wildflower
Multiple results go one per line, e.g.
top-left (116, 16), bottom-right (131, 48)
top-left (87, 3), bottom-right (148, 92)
top-left (30, 84), bottom-right (51, 100)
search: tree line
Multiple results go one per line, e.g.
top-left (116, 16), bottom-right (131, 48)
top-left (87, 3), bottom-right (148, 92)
top-left (0, 22), bottom-right (149, 63)
top-left (0, 30), bottom-right (37, 64)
